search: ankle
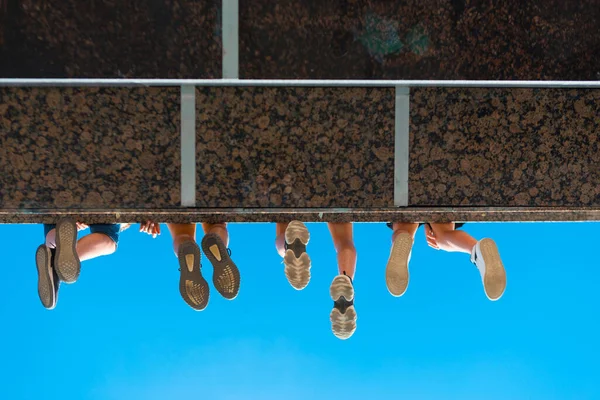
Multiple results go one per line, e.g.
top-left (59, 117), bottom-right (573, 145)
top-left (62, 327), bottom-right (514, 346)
top-left (174, 235), bottom-right (194, 251)
top-left (392, 229), bottom-right (410, 242)
top-left (341, 270), bottom-right (354, 283)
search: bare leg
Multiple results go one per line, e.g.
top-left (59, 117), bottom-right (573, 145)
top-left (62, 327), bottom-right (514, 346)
top-left (45, 229), bottom-right (57, 249)
top-left (392, 222), bottom-right (419, 241)
top-left (201, 222), bottom-right (229, 247)
top-left (328, 222), bottom-right (357, 340)
top-left (275, 222), bottom-right (289, 258)
top-left (429, 223), bottom-right (477, 254)
top-left (76, 233), bottom-right (117, 262)
top-left (429, 223), bottom-right (506, 300)
top-left (45, 228), bottom-right (116, 261)
top-left (327, 222), bottom-right (356, 279)
top-left (166, 223), bottom-right (197, 256)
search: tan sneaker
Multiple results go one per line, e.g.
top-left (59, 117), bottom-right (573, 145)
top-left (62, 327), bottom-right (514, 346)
top-left (329, 274), bottom-right (357, 340)
top-left (178, 240), bottom-right (210, 311)
top-left (35, 245), bottom-right (59, 310)
top-left (283, 221), bottom-right (311, 290)
top-left (471, 238), bottom-right (507, 301)
top-left (54, 218), bottom-right (81, 284)
top-left (385, 232), bottom-right (413, 297)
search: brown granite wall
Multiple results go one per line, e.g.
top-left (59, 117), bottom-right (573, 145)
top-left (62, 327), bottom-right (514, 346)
top-left (0, 0), bottom-right (221, 78)
top-left (240, 0), bottom-right (600, 79)
top-left (2, 0), bottom-right (599, 80)
top-left (409, 88), bottom-right (600, 206)
top-left (195, 87), bottom-right (395, 207)
top-left (1, 86), bottom-right (599, 212)
top-left (0, 87), bottom-right (181, 208)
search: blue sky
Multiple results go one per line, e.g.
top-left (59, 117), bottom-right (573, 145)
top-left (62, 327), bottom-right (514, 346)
top-left (0, 221), bottom-right (598, 400)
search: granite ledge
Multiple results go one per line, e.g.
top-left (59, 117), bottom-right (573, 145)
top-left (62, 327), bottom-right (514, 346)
top-left (0, 207), bottom-right (599, 224)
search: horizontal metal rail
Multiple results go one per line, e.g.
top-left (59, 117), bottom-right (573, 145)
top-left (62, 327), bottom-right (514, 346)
top-left (1, 79), bottom-right (600, 88)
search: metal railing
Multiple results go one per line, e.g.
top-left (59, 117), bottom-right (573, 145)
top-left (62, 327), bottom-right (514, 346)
top-left (1, 79), bottom-right (600, 88)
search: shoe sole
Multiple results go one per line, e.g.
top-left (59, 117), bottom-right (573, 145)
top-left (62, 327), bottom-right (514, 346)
top-left (178, 241), bottom-right (209, 311)
top-left (385, 233), bottom-right (412, 297)
top-left (284, 221), bottom-right (311, 290)
top-left (54, 218), bottom-right (81, 284)
top-left (329, 275), bottom-right (357, 340)
top-left (35, 245), bottom-right (56, 310)
top-left (201, 233), bottom-right (240, 300)
top-left (285, 221), bottom-right (310, 249)
top-left (479, 238), bottom-right (507, 301)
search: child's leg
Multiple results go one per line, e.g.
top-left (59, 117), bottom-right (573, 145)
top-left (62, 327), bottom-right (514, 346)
top-left (44, 224), bottom-right (57, 248)
top-left (327, 222), bottom-right (357, 340)
top-left (77, 224), bottom-right (119, 262)
top-left (428, 223), bottom-right (477, 254)
top-left (275, 222), bottom-right (289, 258)
top-left (429, 223), bottom-right (506, 301)
top-left (327, 222), bottom-right (356, 279)
top-left (391, 222), bottom-right (419, 240)
top-left (166, 223), bottom-right (197, 256)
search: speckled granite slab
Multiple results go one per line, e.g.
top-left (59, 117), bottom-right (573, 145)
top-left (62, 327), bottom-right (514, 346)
top-left (0, 87), bottom-right (180, 208)
top-left (410, 88), bottom-right (600, 206)
top-left (1, 207), bottom-right (599, 224)
top-left (0, 0), bottom-right (221, 78)
top-left (240, 0), bottom-right (600, 79)
top-left (2, 86), bottom-right (599, 213)
top-left (196, 87), bottom-right (395, 207)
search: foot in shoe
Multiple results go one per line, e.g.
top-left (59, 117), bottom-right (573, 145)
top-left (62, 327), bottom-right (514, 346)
top-left (385, 232), bottom-right (413, 297)
top-left (201, 233), bottom-right (240, 300)
top-left (54, 217), bottom-right (81, 284)
top-left (471, 238), bottom-right (507, 301)
top-left (178, 240), bottom-right (210, 311)
top-left (329, 274), bottom-right (357, 340)
top-left (35, 245), bottom-right (58, 310)
top-left (283, 221), bottom-right (311, 290)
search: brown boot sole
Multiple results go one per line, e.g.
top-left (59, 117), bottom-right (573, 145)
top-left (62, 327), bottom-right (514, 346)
top-left (202, 234), bottom-right (240, 300)
top-left (178, 240), bottom-right (209, 311)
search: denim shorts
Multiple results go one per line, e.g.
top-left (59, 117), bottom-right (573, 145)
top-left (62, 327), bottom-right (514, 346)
top-left (386, 222), bottom-right (465, 231)
top-left (43, 223), bottom-right (121, 246)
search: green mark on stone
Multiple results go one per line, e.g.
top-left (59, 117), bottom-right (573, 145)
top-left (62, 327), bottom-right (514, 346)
top-left (405, 25), bottom-right (429, 55)
top-left (357, 12), bottom-right (404, 63)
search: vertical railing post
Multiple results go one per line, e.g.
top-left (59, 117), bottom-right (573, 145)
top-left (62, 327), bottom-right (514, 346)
top-left (180, 85), bottom-right (197, 207)
top-left (394, 86), bottom-right (410, 207)
top-left (222, 0), bottom-right (239, 79)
